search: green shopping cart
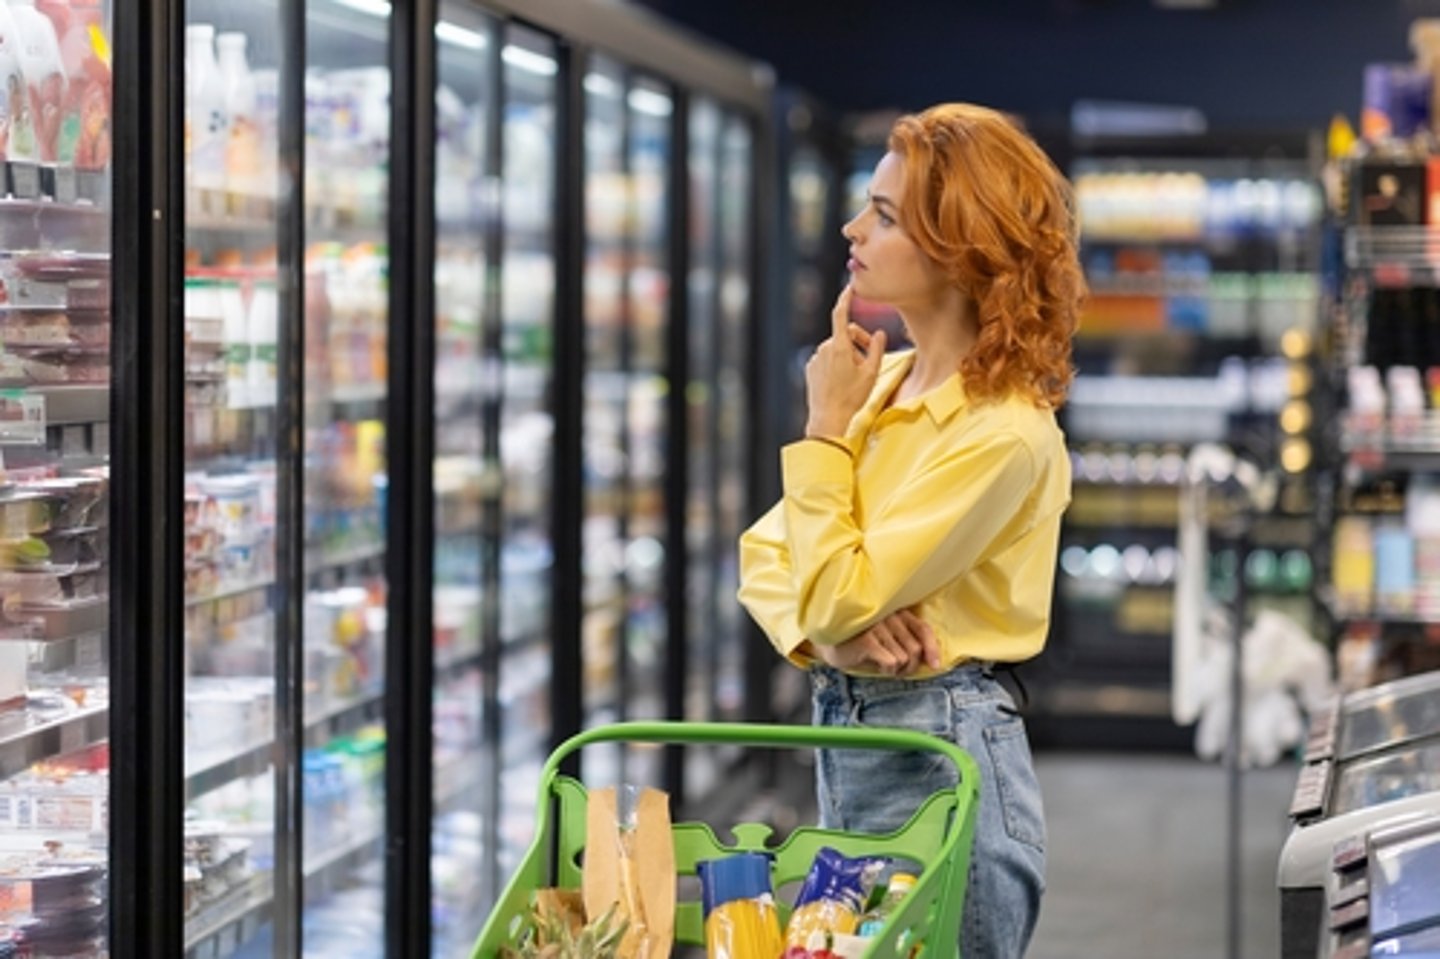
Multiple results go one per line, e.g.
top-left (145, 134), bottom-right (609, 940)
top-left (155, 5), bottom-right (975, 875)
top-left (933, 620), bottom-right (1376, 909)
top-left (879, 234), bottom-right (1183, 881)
top-left (470, 720), bottom-right (981, 958)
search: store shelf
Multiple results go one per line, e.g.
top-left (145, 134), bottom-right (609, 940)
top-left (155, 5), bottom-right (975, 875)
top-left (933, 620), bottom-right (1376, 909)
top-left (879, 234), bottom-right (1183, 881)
top-left (0, 702), bottom-right (108, 780)
top-left (186, 737), bottom-right (273, 803)
top-left (183, 872), bottom-right (274, 958)
top-left (187, 687), bottom-right (393, 802)
top-left (435, 649), bottom-right (483, 685)
top-left (32, 385), bottom-right (109, 425)
top-left (185, 577), bottom-right (275, 609)
top-left (29, 629), bottom-right (105, 673)
top-left (1038, 682), bottom-right (1173, 720)
top-left (1344, 226), bottom-right (1440, 276)
top-left (304, 690), bottom-right (385, 749)
top-left (3, 597), bottom-right (108, 642)
top-left (307, 541), bottom-right (385, 575)
top-left (313, 382), bottom-right (387, 409)
top-left (303, 824), bottom-right (385, 891)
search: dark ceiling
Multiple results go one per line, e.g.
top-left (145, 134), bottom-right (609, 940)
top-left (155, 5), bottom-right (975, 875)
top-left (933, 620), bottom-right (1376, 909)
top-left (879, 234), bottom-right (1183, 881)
top-left (628, 0), bottom-right (1432, 133)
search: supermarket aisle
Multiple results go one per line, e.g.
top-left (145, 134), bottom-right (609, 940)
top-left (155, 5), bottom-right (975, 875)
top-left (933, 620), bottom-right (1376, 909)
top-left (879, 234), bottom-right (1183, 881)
top-left (1029, 751), bottom-right (1297, 959)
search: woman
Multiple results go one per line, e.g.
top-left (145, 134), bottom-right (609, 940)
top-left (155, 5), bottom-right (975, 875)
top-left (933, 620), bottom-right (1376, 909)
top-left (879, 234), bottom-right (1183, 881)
top-left (737, 103), bottom-right (1083, 958)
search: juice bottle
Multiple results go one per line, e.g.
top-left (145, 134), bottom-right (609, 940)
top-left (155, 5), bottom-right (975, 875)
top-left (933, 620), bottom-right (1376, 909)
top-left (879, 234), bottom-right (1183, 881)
top-left (216, 31), bottom-right (258, 201)
top-left (184, 22), bottom-right (226, 195)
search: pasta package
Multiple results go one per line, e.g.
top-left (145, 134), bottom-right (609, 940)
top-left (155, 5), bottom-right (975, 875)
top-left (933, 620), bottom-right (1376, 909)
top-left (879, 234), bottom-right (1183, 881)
top-left (582, 785), bottom-right (676, 959)
top-left (697, 853), bottom-right (784, 959)
top-left (783, 848), bottom-right (888, 951)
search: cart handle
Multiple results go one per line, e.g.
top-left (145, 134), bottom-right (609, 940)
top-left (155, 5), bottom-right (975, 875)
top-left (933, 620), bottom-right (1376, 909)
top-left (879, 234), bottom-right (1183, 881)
top-left (541, 720), bottom-right (978, 785)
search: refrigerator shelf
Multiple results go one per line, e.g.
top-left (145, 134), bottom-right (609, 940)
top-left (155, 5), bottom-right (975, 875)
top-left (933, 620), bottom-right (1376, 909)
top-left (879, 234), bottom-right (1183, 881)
top-left (185, 735), bottom-right (273, 803)
top-left (27, 386), bottom-right (109, 426)
top-left (435, 649), bottom-right (482, 685)
top-left (304, 690), bottom-right (385, 750)
top-left (308, 382), bottom-right (387, 409)
top-left (183, 871), bottom-right (273, 958)
top-left (188, 686), bottom-right (392, 803)
top-left (501, 626), bottom-right (546, 653)
top-left (3, 597), bottom-right (108, 641)
top-left (184, 576), bottom-right (274, 610)
top-left (306, 541), bottom-right (385, 575)
top-left (0, 701), bottom-right (107, 780)
top-left (303, 824), bottom-right (384, 897)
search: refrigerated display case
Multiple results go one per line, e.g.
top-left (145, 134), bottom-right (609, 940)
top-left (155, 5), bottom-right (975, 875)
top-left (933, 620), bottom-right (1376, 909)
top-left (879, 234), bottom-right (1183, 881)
top-left (97, 0), bottom-right (774, 954)
top-left (0, 1), bottom-right (114, 953)
top-left (580, 60), bottom-right (676, 796)
top-left (428, 5), bottom-right (490, 954)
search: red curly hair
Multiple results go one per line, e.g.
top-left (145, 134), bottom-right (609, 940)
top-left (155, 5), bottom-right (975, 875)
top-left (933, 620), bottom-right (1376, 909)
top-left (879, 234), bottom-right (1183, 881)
top-left (888, 104), bottom-right (1085, 408)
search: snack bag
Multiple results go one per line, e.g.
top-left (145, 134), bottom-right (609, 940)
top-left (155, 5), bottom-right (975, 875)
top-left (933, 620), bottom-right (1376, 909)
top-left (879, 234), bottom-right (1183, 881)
top-left (582, 785), bottom-right (675, 959)
top-left (784, 847), bottom-right (888, 951)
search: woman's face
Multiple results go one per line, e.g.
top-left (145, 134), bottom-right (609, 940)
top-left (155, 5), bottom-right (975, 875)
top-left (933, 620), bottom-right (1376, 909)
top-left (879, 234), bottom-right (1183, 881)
top-left (841, 151), bottom-right (950, 308)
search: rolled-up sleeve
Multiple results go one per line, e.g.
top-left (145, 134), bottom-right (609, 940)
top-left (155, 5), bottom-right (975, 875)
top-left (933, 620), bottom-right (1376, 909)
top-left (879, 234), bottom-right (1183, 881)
top-left (737, 501), bottom-right (814, 665)
top-left (781, 431), bottom-right (1036, 646)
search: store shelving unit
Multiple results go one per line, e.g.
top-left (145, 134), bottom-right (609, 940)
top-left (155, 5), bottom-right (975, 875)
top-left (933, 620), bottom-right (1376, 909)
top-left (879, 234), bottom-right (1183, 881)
top-left (1318, 205), bottom-right (1440, 688)
top-left (1028, 143), bottom-right (1326, 749)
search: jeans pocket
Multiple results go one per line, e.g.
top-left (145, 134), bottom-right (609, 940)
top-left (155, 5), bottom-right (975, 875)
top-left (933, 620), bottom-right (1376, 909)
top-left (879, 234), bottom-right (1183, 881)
top-left (853, 685), bottom-right (952, 736)
top-left (982, 717), bottom-right (1047, 852)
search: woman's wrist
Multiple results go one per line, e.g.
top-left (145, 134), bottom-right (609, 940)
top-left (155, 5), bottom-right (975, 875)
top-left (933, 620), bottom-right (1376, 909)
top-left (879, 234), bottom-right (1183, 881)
top-left (805, 416), bottom-right (848, 439)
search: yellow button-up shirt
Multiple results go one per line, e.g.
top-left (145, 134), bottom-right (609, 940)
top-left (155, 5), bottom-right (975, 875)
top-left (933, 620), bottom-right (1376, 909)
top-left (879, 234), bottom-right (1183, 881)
top-left (738, 349), bottom-right (1072, 675)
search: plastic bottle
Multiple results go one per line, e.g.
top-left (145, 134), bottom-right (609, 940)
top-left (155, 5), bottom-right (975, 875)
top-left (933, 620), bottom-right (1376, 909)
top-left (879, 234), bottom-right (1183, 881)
top-left (8, 0), bottom-right (64, 162)
top-left (856, 872), bottom-right (917, 937)
top-left (215, 31), bottom-right (257, 201)
top-left (184, 23), bottom-right (226, 195)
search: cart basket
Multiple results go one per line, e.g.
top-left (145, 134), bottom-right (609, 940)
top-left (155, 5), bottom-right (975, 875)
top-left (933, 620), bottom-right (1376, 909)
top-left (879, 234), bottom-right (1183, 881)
top-left (470, 720), bottom-right (981, 958)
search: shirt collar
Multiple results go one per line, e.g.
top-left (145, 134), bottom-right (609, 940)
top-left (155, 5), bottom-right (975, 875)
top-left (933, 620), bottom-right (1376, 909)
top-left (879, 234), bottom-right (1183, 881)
top-left (868, 350), bottom-right (968, 427)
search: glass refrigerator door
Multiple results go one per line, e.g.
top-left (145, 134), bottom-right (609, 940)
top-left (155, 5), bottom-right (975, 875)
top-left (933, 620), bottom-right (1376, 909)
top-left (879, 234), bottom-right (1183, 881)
top-left (582, 53), bottom-right (626, 789)
top-left (621, 75), bottom-right (671, 790)
top-left (580, 62), bottom-right (671, 789)
top-left (430, 5), bottom-right (492, 955)
top-left (300, 1), bottom-right (391, 953)
top-left (497, 22), bottom-right (556, 878)
top-left (684, 97), bottom-right (719, 739)
top-left (181, 1), bottom-right (285, 954)
top-left (0, 0), bottom-right (112, 954)
top-left (713, 114), bottom-right (751, 724)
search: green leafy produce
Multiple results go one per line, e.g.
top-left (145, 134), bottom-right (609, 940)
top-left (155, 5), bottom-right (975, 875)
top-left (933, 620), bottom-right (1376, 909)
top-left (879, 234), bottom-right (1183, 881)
top-left (499, 899), bottom-right (629, 959)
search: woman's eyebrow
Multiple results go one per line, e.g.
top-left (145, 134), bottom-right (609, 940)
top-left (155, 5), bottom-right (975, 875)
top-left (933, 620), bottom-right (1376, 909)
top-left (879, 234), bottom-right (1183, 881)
top-left (869, 193), bottom-right (898, 212)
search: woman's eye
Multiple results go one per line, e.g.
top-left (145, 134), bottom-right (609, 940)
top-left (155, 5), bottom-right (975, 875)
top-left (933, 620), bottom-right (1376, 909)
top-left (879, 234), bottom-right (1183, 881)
top-left (877, 211), bottom-right (895, 227)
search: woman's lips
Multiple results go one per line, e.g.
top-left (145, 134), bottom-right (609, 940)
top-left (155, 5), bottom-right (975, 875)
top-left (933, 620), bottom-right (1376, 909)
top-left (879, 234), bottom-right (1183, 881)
top-left (847, 257), bottom-right (865, 272)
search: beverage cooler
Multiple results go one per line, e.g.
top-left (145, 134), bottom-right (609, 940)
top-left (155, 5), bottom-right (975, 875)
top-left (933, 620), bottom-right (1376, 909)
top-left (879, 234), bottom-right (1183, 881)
top-left (0, 0), bottom-right (775, 955)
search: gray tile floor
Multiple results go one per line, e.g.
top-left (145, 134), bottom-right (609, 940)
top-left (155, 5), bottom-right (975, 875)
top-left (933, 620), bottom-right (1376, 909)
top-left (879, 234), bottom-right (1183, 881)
top-left (1029, 752), bottom-right (1299, 959)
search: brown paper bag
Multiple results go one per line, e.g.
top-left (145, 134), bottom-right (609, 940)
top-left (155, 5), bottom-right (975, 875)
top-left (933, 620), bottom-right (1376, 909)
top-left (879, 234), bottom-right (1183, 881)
top-left (582, 786), bottom-right (675, 959)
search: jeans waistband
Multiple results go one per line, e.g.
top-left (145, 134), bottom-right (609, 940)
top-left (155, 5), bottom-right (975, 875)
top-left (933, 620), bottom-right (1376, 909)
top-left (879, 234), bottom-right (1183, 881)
top-left (810, 660), bottom-right (998, 696)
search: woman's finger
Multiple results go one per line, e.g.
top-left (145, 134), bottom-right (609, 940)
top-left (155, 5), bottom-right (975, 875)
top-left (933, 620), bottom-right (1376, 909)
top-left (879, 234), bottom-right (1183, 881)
top-left (899, 609), bottom-right (942, 669)
top-left (831, 284), bottom-right (854, 339)
top-left (868, 622), bottom-right (910, 674)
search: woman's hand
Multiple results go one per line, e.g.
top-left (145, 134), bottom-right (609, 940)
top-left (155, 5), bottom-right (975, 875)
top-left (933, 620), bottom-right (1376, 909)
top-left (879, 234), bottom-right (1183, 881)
top-left (813, 609), bottom-right (940, 675)
top-left (805, 285), bottom-right (887, 439)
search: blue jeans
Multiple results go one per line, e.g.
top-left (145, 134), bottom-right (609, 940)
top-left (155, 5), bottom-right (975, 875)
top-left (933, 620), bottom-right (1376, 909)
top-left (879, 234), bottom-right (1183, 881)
top-left (811, 664), bottom-right (1046, 959)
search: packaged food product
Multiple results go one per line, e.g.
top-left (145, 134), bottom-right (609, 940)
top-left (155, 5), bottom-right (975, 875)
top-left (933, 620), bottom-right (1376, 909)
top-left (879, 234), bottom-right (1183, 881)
top-left (696, 852), bottom-right (784, 959)
top-left (784, 847), bottom-right (888, 951)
